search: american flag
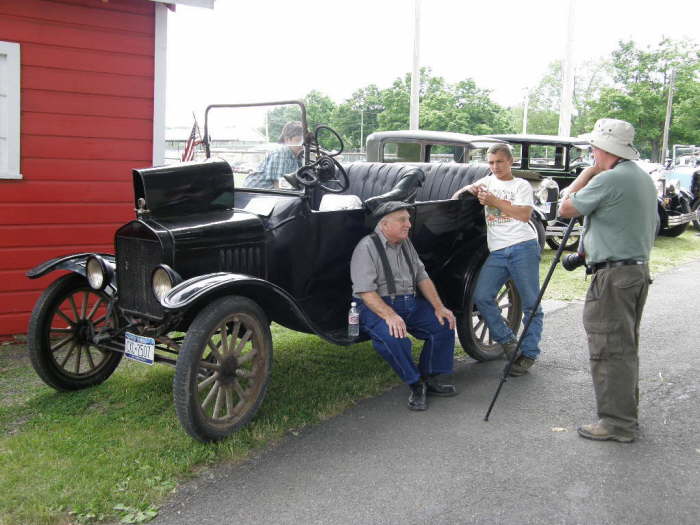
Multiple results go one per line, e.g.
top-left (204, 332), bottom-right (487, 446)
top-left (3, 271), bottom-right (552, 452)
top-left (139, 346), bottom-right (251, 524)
top-left (181, 117), bottom-right (202, 162)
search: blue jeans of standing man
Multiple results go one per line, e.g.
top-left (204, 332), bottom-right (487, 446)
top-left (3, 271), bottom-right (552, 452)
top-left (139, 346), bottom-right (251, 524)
top-left (357, 295), bottom-right (455, 384)
top-left (473, 239), bottom-right (542, 359)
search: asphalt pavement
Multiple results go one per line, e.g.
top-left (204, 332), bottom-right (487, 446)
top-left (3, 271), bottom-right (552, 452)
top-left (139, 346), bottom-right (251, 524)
top-left (154, 260), bottom-right (700, 525)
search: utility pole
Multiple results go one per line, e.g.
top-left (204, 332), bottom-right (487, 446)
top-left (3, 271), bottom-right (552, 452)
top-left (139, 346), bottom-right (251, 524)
top-left (661, 67), bottom-right (676, 163)
top-left (359, 110), bottom-right (364, 153)
top-left (522, 87), bottom-right (529, 134)
top-left (409, 0), bottom-right (421, 130)
top-left (558, 0), bottom-right (576, 137)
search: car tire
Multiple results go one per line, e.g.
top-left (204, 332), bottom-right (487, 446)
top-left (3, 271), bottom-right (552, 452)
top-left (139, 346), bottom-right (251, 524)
top-left (173, 296), bottom-right (272, 442)
top-left (691, 200), bottom-right (700, 231)
top-left (661, 198), bottom-right (691, 237)
top-left (457, 260), bottom-right (523, 362)
top-left (546, 217), bottom-right (581, 251)
top-left (27, 273), bottom-right (122, 391)
top-left (530, 215), bottom-right (546, 253)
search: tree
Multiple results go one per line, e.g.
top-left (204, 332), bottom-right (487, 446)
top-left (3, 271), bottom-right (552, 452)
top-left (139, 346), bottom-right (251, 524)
top-left (580, 38), bottom-right (700, 161)
top-left (330, 85), bottom-right (384, 150)
top-left (304, 90), bottom-right (336, 132)
top-left (377, 68), bottom-right (513, 135)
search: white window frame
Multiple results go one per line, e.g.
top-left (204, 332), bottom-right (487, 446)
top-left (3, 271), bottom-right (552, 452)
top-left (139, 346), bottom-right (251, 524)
top-left (0, 41), bottom-right (21, 179)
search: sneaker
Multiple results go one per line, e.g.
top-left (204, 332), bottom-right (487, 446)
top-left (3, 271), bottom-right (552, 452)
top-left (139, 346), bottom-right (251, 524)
top-left (408, 381), bottom-right (427, 411)
top-left (577, 422), bottom-right (635, 443)
top-left (509, 356), bottom-right (535, 377)
top-left (501, 339), bottom-right (518, 361)
top-left (425, 378), bottom-right (457, 397)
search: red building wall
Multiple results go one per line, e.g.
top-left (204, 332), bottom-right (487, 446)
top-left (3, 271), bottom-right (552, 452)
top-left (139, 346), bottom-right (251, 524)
top-left (0, 0), bottom-right (156, 338)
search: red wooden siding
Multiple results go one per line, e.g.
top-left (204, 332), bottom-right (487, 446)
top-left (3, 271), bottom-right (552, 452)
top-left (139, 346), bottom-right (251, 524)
top-left (0, 0), bottom-right (156, 337)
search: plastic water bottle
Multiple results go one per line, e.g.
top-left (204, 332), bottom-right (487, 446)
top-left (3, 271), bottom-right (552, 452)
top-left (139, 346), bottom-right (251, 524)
top-left (348, 301), bottom-right (360, 338)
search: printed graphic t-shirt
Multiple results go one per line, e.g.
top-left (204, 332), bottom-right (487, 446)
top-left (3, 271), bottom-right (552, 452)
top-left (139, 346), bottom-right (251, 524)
top-left (477, 175), bottom-right (537, 252)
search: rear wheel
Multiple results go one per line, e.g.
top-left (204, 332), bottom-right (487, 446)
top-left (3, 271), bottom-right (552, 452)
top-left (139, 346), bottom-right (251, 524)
top-left (28, 273), bottom-right (122, 391)
top-left (457, 275), bottom-right (522, 362)
top-left (691, 200), bottom-right (700, 231)
top-left (530, 216), bottom-right (546, 253)
top-left (173, 296), bottom-right (272, 442)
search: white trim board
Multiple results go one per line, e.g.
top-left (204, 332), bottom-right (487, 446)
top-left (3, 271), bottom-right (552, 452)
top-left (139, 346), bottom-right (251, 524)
top-left (0, 41), bottom-right (21, 180)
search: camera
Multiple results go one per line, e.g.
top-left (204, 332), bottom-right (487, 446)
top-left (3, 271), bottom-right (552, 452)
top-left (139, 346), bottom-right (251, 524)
top-left (562, 252), bottom-right (586, 272)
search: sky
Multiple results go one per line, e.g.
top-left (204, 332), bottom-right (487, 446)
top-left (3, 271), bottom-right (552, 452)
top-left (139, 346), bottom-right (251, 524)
top-left (165, 0), bottom-right (699, 128)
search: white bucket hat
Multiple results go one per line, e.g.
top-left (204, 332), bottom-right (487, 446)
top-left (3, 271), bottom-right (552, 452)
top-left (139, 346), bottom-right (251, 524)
top-left (589, 118), bottom-right (640, 160)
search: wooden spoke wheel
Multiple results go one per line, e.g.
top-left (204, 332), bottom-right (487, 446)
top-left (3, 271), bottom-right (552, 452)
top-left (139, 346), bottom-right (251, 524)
top-left (174, 296), bottom-right (272, 442)
top-left (458, 279), bottom-right (522, 362)
top-left (28, 274), bottom-right (122, 391)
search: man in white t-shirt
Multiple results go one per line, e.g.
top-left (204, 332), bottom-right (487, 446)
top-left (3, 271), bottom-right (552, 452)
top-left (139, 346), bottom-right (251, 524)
top-left (452, 143), bottom-right (542, 376)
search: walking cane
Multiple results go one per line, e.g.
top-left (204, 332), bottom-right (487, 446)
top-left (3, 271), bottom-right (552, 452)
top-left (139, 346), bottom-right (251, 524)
top-left (483, 218), bottom-right (578, 421)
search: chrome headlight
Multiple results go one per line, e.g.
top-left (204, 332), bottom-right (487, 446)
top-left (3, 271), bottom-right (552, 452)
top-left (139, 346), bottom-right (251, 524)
top-left (667, 179), bottom-right (680, 195)
top-left (535, 178), bottom-right (558, 205)
top-left (152, 265), bottom-right (181, 302)
top-left (654, 179), bottom-right (665, 197)
top-left (86, 256), bottom-right (113, 290)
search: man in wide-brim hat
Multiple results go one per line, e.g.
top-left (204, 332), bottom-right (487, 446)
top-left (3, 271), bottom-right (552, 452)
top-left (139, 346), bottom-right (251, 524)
top-left (560, 118), bottom-right (657, 443)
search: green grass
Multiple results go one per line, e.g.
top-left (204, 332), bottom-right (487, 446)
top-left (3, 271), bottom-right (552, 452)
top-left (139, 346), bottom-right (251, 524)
top-left (541, 228), bottom-right (700, 301)
top-left (1, 228), bottom-right (699, 525)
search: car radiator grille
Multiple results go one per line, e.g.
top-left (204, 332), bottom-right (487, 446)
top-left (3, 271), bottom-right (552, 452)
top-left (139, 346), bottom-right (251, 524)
top-left (218, 245), bottom-right (264, 277)
top-left (116, 236), bottom-right (164, 318)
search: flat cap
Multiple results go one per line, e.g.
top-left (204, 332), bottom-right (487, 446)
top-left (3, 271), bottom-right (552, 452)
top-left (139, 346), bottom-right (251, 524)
top-left (372, 201), bottom-right (413, 219)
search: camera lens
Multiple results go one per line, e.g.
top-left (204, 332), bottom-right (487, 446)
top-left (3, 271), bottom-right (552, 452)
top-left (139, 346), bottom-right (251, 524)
top-left (562, 252), bottom-right (586, 272)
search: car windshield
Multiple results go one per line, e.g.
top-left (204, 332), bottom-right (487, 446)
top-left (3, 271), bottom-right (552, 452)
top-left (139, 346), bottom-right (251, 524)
top-left (205, 103), bottom-right (305, 191)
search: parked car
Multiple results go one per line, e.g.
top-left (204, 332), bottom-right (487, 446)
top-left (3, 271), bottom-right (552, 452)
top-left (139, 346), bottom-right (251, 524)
top-left (366, 131), bottom-right (585, 251)
top-left (660, 145), bottom-right (700, 231)
top-left (486, 134), bottom-right (593, 251)
top-left (636, 159), bottom-right (695, 237)
top-left (26, 101), bottom-right (522, 442)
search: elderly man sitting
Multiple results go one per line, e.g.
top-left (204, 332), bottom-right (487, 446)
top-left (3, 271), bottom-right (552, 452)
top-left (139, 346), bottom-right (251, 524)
top-left (350, 201), bottom-right (457, 411)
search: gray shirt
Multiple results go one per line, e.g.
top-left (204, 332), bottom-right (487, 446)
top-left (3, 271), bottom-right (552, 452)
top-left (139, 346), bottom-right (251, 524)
top-left (570, 160), bottom-right (657, 264)
top-left (350, 224), bottom-right (429, 297)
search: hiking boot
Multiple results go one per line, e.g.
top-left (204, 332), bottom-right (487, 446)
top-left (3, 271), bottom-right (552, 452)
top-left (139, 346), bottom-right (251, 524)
top-left (509, 355), bottom-right (535, 377)
top-left (425, 378), bottom-right (457, 397)
top-left (501, 339), bottom-right (518, 361)
top-left (577, 422), bottom-right (635, 443)
top-left (408, 381), bottom-right (427, 411)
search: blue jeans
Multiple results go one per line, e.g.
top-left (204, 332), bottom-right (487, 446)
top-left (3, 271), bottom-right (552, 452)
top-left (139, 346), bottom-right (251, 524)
top-left (358, 295), bottom-right (455, 384)
top-left (473, 239), bottom-right (542, 359)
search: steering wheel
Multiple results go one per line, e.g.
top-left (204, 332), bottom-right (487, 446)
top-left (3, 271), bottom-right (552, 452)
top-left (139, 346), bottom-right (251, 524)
top-left (293, 125), bottom-right (349, 193)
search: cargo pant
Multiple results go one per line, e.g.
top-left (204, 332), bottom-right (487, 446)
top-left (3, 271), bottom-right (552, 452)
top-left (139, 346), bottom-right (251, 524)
top-left (582, 264), bottom-right (651, 437)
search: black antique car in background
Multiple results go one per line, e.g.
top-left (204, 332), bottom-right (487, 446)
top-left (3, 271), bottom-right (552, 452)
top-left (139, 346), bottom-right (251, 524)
top-left (365, 130), bottom-right (573, 250)
top-left (26, 102), bottom-right (522, 442)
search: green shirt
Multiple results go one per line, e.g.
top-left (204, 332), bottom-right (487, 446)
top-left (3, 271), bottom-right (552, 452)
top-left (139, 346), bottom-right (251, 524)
top-left (570, 160), bottom-right (657, 265)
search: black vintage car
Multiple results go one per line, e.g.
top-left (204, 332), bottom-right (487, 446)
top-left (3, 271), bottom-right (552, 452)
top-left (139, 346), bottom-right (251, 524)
top-left (26, 102), bottom-right (522, 442)
top-left (365, 130), bottom-right (571, 250)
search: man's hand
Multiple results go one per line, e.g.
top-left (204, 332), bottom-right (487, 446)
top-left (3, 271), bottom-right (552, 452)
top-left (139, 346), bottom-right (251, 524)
top-left (452, 183), bottom-right (482, 200)
top-left (477, 187), bottom-right (499, 207)
top-left (434, 305), bottom-right (456, 330)
top-left (385, 312), bottom-right (408, 339)
top-left (358, 291), bottom-right (408, 339)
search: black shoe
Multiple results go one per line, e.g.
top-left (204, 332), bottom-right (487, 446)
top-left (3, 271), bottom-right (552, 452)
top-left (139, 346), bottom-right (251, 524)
top-left (408, 381), bottom-right (427, 411)
top-left (425, 378), bottom-right (458, 397)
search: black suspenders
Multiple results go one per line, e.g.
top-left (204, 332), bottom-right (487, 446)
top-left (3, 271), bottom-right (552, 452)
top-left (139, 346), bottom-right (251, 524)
top-left (370, 233), bottom-right (417, 298)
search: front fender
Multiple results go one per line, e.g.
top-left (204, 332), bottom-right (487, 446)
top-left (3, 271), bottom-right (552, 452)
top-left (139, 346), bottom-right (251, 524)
top-left (26, 253), bottom-right (114, 280)
top-left (162, 272), bottom-right (319, 337)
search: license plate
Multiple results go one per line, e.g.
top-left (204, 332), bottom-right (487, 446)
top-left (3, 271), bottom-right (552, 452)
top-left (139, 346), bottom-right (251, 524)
top-left (124, 332), bottom-right (155, 365)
